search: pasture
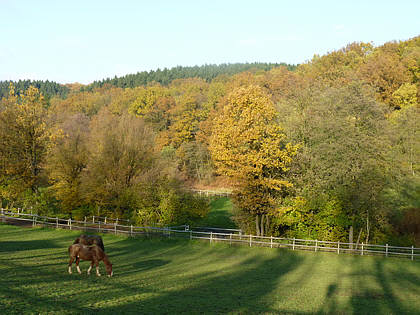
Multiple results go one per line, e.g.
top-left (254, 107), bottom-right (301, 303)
top-left (0, 224), bottom-right (419, 314)
top-left (195, 197), bottom-right (236, 228)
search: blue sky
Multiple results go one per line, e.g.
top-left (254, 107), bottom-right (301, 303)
top-left (1, 0), bottom-right (419, 84)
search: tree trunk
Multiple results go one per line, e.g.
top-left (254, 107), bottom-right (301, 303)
top-left (349, 225), bottom-right (354, 249)
top-left (260, 214), bottom-right (265, 237)
top-left (255, 215), bottom-right (260, 236)
top-left (366, 210), bottom-right (370, 244)
top-left (265, 215), bottom-right (270, 236)
top-left (355, 228), bottom-right (362, 250)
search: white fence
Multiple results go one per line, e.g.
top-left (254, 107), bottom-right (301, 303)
top-left (191, 189), bottom-right (232, 197)
top-left (1, 208), bottom-right (419, 261)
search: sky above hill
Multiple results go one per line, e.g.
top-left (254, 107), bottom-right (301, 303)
top-left (1, 0), bottom-right (419, 84)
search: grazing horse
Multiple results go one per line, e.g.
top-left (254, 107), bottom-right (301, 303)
top-left (68, 244), bottom-right (113, 277)
top-left (73, 234), bottom-right (105, 252)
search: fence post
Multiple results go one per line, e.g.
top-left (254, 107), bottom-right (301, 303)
top-left (249, 235), bottom-right (252, 247)
top-left (230, 233), bottom-right (232, 246)
top-left (337, 241), bottom-right (340, 254)
top-left (271, 236), bottom-right (273, 248)
top-left (315, 240), bottom-right (318, 252)
top-left (84, 216), bottom-right (87, 230)
top-left (130, 225), bottom-right (133, 237)
top-left (92, 216), bottom-right (95, 224)
top-left (361, 242), bottom-right (364, 256)
top-left (386, 244), bottom-right (388, 257)
top-left (210, 232), bottom-right (213, 244)
top-left (412, 246), bottom-right (414, 261)
top-left (56, 217), bottom-right (58, 229)
top-left (292, 238), bottom-right (295, 250)
top-left (114, 222), bottom-right (117, 235)
top-left (32, 215), bottom-right (35, 227)
top-left (69, 218), bottom-right (72, 230)
top-left (104, 217), bottom-right (107, 224)
top-left (190, 230), bottom-right (192, 240)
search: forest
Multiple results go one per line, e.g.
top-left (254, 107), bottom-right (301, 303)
top-left (0, 36), bottom-right (419, 246)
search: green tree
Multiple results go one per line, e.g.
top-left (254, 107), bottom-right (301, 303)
top-left (277, 83), bottom-right (392, 243)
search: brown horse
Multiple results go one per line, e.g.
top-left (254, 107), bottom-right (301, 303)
top-left (68, 244), bottom-right (113, 277)
top-left (73, 234), bottom-right (105, 252)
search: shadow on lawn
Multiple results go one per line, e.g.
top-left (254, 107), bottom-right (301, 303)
top-left (350, 258), bottom-right (419, 314)
top-left (0, 240), bottom-right (60, 252)
top-left (318, 256), bottom-right (420, 314)
top-left (100, 249), bottom-right (305, 314)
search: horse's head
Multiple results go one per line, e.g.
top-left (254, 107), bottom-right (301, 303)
top-left (106, 262), bottom-right (113, 277)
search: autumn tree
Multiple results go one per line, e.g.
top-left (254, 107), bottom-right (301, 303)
top-left (209, 85), bottom-right (299, 236)
top-left (358, 42), bottom-right (411, 108)
top-left (80, 110), bottom-right (156, 219)
top-left (0, 85), bottom-right (50, 200)
top-left (46, 113), bottom-right (90, 214)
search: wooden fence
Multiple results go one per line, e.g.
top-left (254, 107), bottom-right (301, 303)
top-left (1, 209), bottom-right (419, 261)
top-left (190, 189), bottom-right (232, 197)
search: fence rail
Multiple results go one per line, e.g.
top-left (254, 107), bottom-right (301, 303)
top-left (190, 189), bottom-right (232, 197)
top-left (1, 208), bottom-right (419, 261)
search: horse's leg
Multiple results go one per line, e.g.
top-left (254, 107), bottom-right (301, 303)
top-left (87, 261), bottom-right (93, 275)
top-left (76, 257), bottom-right (82, 274)
top-left (68, 256), bottom-right (75, 274)
top-left (95, 260), bottom-right (101, 277)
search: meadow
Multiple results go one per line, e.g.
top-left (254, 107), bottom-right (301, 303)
top-left (0, 223), bottom-right (419, 314)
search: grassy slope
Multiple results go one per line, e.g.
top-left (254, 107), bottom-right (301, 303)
top-left (194, 197), bottom-right (237, 229)
top-left (0, 224), bottom-right (419, 314)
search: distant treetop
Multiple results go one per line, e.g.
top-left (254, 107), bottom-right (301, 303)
top-left (0, 80), bottom-right (70, 100)
top-left (0, 63), bottom-right (296, 99)
top-left (82, 63), bottom-right (296, 91)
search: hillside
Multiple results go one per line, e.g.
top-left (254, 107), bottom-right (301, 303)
top-left (0, 36), bottom-right (418, 245)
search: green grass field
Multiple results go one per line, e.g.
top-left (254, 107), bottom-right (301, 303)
top-left (0, 224), bottom-right (419, 314)
top-left (195, 197), bottom-right (237, 229)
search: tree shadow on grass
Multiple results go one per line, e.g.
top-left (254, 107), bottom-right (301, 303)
top-left (0, 240), bottom-right (60, 252)
top-left (318, 255), bottom-right (420, 314)
top-left (350, 258), bottom-right (420, 314)
top-left (98, 250), bottom-right (305, 314)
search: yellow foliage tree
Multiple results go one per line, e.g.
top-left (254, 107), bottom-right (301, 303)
top-left (0, 85), bottom-right (50, 194)
top-left (209, 85), bottom-right (299, 235)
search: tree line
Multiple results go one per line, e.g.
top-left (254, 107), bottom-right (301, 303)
top-left (82, 62), bottom-right (296, 91)
top-left (0, 36), bottom-right (418, 245)
top-left (0, 80), bottom-right (70, 100)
